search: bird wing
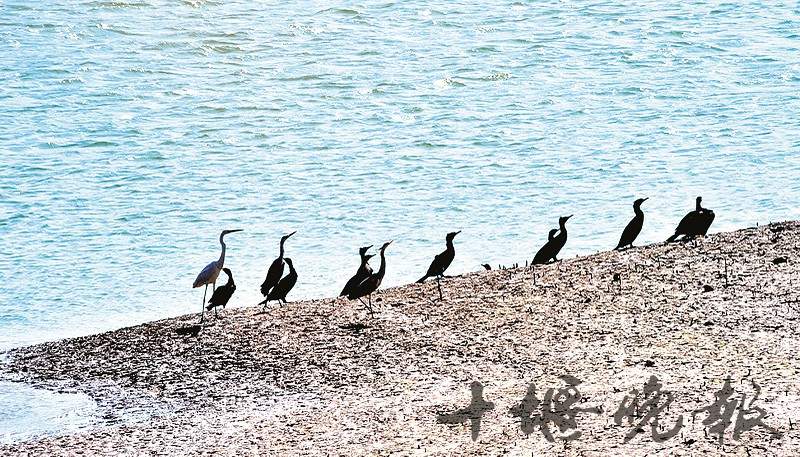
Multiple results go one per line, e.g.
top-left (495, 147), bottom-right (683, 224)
top-left (193, 261), bottom-right (219, 288)
top-left (340, 271), bottom-right (366, 297)
top-left (208, 284), bottom-right (236, 308)
top-left (532, 241), bottom-right (552, 264)
top-left (261, 258), bottom-right (285, 296)
top-left (617, 216), bottom-right (642, 248)
top-left (348, 275), bottom-right (375, 300)
top-left (673, 211), bottom-right (697, 235)
top-left (269, 273), bottom-right (298, 300)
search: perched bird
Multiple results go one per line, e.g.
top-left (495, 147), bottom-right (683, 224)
top-left (417, 231), bottom-right (460, 283)
top-left (260, 258), bottom-right (298, 308)
top-left (667, 197), bottom-right (715, 242)
top-left (533, 216), bottom-right (572, 265)
top-left (348, 240), bottom-right (393, 315)
top-left (193, 229), bottom-right (243, 323)
top-left (615, 197), bottom-right (648, 250)
top-left (206, 268), bottom-right (236, 318)
top-left (260, 231), bottom-right (296, 298)
top-left (417, 231), bottom-right (461, 300)
top-left (339, 245), bottom-right (374, 297)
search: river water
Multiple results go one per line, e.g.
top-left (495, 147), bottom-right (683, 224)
top-left (1, 0), bottom-right (799, 440)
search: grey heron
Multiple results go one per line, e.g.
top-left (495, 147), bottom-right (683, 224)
top-left (193, 229), bottom-right (242, 322)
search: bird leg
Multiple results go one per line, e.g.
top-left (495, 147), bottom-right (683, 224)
top-left (213, 305), bottom-right (218, 319)
top-left (199, 284), bottom-right (208, 324)
top-left (436, 275), bottom-right (443, 301)
top-left (358, 297), bottom-right (373, 317)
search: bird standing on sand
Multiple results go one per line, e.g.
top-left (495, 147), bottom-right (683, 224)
top-left (667, 197), bottom-right (715, 242)
top-left (616, 198), bottom-right (648, 250)
top-left (193, 229), bottom-right (243, 323)
top-left (207, 267), bottom-right (236, 318)
top-left (417, 231), bottom-right (461, 300)
top-left (339, 245), bottom-right (374, 297)
top-left (260, 231), bottom-right (296, 298)
top-left (348, 240), bottom-right (393, 316)
top-left (259, 258), bottom-right (298, 309)
top-left (533, 216), bottom-right (572, 264)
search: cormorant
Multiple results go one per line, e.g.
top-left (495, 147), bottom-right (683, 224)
top-left (260, 258), bottom-right (298, 308)
top-left (260, 231), bottom-right (296, 298)
top-left (339, 245), bottom-right (374, 297)
top-left (417, 231), bottom-right (461, 300)
top-left (666, 197), bottom-right (715, 242)
top-left (206, 267), bottom-right (236, 318)
top-left (532, 215), bottom-right (572, 265)
top-left (348, 240), bottom-right (393, 315)
top-left (193, 229), bottom-right (242, 323)
top-left (615, 197), bottom-right (648, 250)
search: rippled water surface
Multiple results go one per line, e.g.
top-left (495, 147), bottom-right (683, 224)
top-left (1, 0), bottom-right (800, 353)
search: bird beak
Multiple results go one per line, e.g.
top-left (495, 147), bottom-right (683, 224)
top-left (365, 245), bottom-right (373, 250)
top-left (287, 231), bottom-right (297, 238)
top-left (455, 230), bottom-right (462, 235)
top-left (229, 229), bottom-right (243, 233)
top-left (565, 215), bottom-right (573, 220)
top-left (642, 197), bottom-right (649, 202)
top-left (385, 240), bottom-right (394, 247)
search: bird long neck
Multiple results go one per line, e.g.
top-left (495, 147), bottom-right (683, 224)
top-left (225, 272), bottom-right (234, 286)
top-left (278, 239), bottom-right (285, 258)
top-left (634, 205), bottom-right (644, 217)
top-left (377, 249), bottom-right (387, 278)
top-left (446, 238), bottom-right (455, 251)
top-left (558, 221), bottom-right (568, 237)
top-left (696, 199), bottom-right (703, 211)
top-left (218, 235), bottom-right (227, 266)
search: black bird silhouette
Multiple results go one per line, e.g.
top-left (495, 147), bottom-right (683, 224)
top-left (339, 245), bottom-right (374, 297)
top-left (667, 197), bottom-right (715, 242)
top-left (348, 240), bottom-right (392, 315)
top-left (260, 258), bottom-right (298, 308)
top-left (533, 215), bottom-right (572, 264)
top-left (417, 231), bottom-right (460, 300)
top-left (482, 264), bottom-right (491, 271)
top-left (260, 231), bottom-right (296, 297)
top-left (615, 197), bottom-right (648, 250)
top-left (206, 267), bottom-right (235, 318)
top-left (417, 231), bottom-right (460, 283)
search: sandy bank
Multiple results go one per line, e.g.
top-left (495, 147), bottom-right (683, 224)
top-left (2, 222), bottom-right (799, 456)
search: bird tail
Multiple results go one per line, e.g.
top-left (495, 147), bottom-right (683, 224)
top-left (666, 233), bottom-right (679, 243)
top-left (416, 275), bottom-right (428, 284)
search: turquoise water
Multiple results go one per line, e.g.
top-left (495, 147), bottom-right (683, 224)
top-left (1, 0), bottom-right (800, 353)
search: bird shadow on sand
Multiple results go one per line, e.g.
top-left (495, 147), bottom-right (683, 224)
top-left (338, 322), bottom-right (372, 333)
top-left (174, 324), bottom-right (202, 337)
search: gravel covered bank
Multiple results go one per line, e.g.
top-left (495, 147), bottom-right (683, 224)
top-left (2, 222), bottom-right (800, 456)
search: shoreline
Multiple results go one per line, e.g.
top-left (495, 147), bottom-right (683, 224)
top-left (2, 222), bottom-right (800, 455)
